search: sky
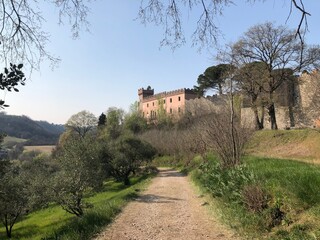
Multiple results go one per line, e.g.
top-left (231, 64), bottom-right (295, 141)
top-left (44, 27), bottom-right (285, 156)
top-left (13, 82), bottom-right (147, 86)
top-left (2, 0), bottom-right (320, 124)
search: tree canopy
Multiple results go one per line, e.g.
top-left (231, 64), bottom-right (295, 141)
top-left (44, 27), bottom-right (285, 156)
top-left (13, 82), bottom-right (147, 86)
top-left (65, 110), bottom-right (97, 138)
top-left (195, 64), bottom-right (234, 95)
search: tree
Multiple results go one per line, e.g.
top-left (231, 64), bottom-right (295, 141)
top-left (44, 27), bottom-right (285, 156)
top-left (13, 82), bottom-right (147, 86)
top-left (102, 107), bottom-right (125, 140)
top-left (195, 64), bottom-right (234, 95)
top-left (124, 102), bottom-right (147, 134)
top-left (98, 112), bottom-right (106, 127)
top-left (65, 110), bottom-right (97, 138)
top-left (0, 63), bottom-right (26, 109)
top-left (102, 136), bottom-right (156, 185)
top-left (235, 62), bottom-right (269, 129)
top-left (0, 168), bottom-right (28, 238)
top-left (227, 22), bottom-right (320, 129)
top-left (53, 135), bottom-right (103, 217)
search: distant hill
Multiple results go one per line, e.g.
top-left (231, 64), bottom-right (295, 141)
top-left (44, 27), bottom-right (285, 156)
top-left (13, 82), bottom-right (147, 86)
top-left (0, 113), bottom-right (64, 145)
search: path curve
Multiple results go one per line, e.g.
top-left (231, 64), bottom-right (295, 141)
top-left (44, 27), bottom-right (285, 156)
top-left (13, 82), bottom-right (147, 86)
top-left (95, 168), bottom-right (239, 240)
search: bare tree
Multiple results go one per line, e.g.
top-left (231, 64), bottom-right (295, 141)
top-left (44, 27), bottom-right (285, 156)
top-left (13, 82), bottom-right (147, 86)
top-left (225, 22), bottom-right (320, 129)
top-left (65, 110), bottom-right (97, 138)
top-left (235, 62), bottom-right (269, 130)
top-left (0, 0), bottom-right (313, 71)
top-left (0, 0), bottom-right (91, 71)
top-left (138, 0), bottom-right (311, 49)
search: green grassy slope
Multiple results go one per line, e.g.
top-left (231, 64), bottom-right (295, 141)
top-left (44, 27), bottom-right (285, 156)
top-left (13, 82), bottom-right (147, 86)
top-left (0, 176), bottom-right (153, 240)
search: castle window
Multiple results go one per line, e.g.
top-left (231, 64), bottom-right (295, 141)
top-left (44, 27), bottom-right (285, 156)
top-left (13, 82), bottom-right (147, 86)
top-left (178, 107), bottom-right (181, 113)
top-left (163, 99), bottom-right (166, 104)
top-left (147, 103), bottom-right (149, 107)
top-left (170, 98), bottom-right (172, 103)
top-left (153, 102), bottom-right (154, 106)
top-left (170, 108), bottom-right (172, 114)
top-left (178, 96), bottom-right (181, 101)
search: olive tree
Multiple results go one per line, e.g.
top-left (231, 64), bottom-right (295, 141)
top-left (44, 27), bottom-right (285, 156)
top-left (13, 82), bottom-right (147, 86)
top-left (53, 135), bottom-right (103, 217)
top-left (102, 136), bottom-right (156, 185)
top-left (0, 168), bottom-right (28, 238)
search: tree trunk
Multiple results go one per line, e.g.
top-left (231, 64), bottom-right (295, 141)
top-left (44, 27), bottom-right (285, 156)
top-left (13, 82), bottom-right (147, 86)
top-left (124, 176), bottom-right (130, 186)
top-left (268, 103), bottom-right (278, 130)
top-left (4, 215), bottom-right (12, 238)
top-left (252, 105), bottom-right (264, 130)
top-left (218, 83), bottom-right (223, 95)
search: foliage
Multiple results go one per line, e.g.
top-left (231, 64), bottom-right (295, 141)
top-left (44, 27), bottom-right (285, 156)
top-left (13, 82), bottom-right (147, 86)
top-left (98, 112), bottom-right (106, 126)
top-left (53, 135), bottom-right (104, 217)
top-left (99, 107), bottom-right (125, 140)
top-left (20, 154), bottom-right (58, 209)
top-left (192, 154), bottom-right (320, 239)
top-left (0, 167), bottom-right (29, 238)
top-left (195, 64), bottom-right (234, 95)
top-left (0, 63), bottom-right (26, 109)
top-left (0, 174), bottom-right (154, 240)
top-left (124, 112), bottom-right (147, 134)
top-left (197, 156), bottom-right (256, 202)
top-left (102, 136), bottom-right (156, 185)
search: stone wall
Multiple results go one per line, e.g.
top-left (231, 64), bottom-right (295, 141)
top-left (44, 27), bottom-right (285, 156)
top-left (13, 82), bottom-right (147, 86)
top-left (294, 71), bottom-right (320, 128)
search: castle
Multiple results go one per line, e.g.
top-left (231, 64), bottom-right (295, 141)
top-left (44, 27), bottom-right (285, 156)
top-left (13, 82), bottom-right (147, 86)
top-left (138, 87), bottom-right (198, 121)
top-left (138, 70), bottom-right (320, 129)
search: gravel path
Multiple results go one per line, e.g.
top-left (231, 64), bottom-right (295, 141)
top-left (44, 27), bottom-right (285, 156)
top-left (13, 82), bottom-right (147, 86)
top-left (95, 168), bottom-right (239, 240)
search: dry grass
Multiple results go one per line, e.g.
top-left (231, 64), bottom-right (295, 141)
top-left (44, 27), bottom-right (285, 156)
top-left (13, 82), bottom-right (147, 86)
top-left (246, 129), bottom-right (320, 164)
top-left (24, 145), bottom-right (56, 154)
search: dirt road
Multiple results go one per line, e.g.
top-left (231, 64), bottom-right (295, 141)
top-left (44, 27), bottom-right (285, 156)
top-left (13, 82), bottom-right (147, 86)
top-left (95, 169), bottom-right (239, 240)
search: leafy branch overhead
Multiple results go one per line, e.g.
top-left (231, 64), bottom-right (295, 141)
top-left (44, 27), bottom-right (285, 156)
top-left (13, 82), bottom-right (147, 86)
top-left (0, 63), bottom-right (26, 109)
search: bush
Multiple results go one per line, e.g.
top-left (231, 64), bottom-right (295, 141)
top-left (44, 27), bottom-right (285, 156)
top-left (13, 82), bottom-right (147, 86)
top-left (242, 184), bottom-right (269, 213)
top-left (198, 157), bottom-right (256, 202)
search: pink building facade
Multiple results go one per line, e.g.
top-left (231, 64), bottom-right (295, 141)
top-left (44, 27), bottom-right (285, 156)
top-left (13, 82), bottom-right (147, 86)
top-left (138, 88), bottom-right (198, 121)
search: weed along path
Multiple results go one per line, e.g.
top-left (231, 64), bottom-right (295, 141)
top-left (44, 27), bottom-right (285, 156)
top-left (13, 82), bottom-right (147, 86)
top-left (95, 169), bottom-right (238, 240)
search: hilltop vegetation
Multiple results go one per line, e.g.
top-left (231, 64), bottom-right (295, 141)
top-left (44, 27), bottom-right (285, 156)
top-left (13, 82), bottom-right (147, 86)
top-left (0, 113), bottom-right (64, 145)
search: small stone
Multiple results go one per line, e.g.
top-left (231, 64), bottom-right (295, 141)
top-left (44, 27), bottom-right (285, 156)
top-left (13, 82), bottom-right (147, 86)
top-left (200, 202), bottom-right (209, 206)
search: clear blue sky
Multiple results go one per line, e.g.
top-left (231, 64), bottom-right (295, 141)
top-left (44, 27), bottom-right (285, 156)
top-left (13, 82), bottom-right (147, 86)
top-left (3, 0), bottom-right (320, 124)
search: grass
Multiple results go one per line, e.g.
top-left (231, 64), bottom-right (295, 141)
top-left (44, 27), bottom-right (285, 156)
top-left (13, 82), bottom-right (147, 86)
top-left (246, 129), bottom-right (320, 164)
top-left (0, 174), bottom-right (154, 240)
top-left (3, 136), bottom-right (27, 145)
top-left (191, 154), bottom-right (320, 240)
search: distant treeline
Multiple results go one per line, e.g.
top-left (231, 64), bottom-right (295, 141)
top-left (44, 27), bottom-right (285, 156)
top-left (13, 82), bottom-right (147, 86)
top-left (0, 113), bottom-right (64, 145)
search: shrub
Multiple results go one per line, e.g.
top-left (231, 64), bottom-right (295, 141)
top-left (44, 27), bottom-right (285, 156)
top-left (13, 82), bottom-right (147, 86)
top-left (242, 184), bottom-right (269, 213)
top-left (198, 158), bottom-right (256, 202)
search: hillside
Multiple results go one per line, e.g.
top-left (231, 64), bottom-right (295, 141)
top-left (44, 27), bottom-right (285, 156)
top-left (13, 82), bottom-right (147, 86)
top-left (0, 113), bottom-right (64, 145)
top-left (246, 128), bottom-right (320, 164)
